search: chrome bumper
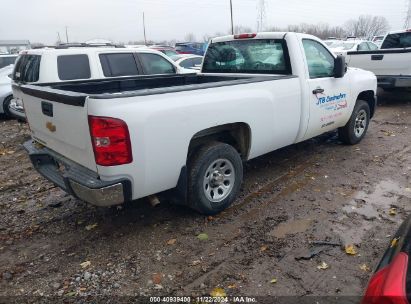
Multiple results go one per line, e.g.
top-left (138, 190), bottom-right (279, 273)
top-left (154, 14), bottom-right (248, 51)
top-left (9, 98), bottom-right (26, 121)
top-left (23, 140), bottom-right (131, 207)
top-left (378, 76), bottom-right (411, 88)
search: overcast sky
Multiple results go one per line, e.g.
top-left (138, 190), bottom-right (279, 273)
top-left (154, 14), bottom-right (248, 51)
top-left (0, 0), bottom-right (407, 44)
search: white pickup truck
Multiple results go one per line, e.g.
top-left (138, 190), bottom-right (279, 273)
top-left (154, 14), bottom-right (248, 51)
top-left (344, 29), bottom-right (411, 89)
top-left (14, 32), bottom-right (377, 215)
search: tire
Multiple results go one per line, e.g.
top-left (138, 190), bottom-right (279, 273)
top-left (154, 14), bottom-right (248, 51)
top-left (2, 95), bottom-right (13, 118)
top-left (338, 100), bottom-right (370, 145)
top-left (188, 142), bottom-right (243, 215)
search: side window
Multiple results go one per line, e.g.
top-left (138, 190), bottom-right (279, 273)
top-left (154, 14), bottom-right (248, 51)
top-left (192, 57), bottom-right (202, 66)
top-left (0, 56), bottom-right (17, 69)
top-left (138, 53), bottom-right (176, 74)
top-left (302, 39), bottom-right (335, 79)
top-left (180, 58), bottom-right (194, 68)
top-left (99, 53), bottom-right (140, 77)
top-left (358, 43), bottom-right (370, 51)
top-left (57, 55), bottom-right (91, 80)
top-left (368, 42), bottom-right (379, 50)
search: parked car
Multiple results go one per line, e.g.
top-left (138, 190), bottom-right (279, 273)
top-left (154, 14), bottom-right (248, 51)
top-left (172, 54), bottom-right (203, 71)
top-left (342, 29), bottom-right (411, 90)
top-left (329, 40), bottom-right (379, 55)
top-left (15, 32), bottom-right (376, 215)
top-left (11, 46), bottom-right (194, 120)
top-left (362, 215), bottom-right (411, 304)
top-left (0, 65), bottom-right (14, 118)
top-left (149, 46), bottom-right (179, 57)
top-left (372, 35), bottom-right (386, 48)
top-left (0, 54), bottom-right (18, 69)
top-left (175, 42), bottom-right (206, 56)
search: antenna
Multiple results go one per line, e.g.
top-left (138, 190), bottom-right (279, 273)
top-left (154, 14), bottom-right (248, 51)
top-left (65, 26), bottom-right (69, 43)
top-left (230, 0), bottom-right (234, 35)
top-left (143, 12), bottom-right (147, 45)
top-left (405, 0), bottom-right (411, 28)
top-left (257, 0), bottom-right (266, 32)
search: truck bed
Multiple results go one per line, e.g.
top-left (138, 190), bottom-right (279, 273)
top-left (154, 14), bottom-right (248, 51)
top-left (17, 74), bottom-right (295, 105)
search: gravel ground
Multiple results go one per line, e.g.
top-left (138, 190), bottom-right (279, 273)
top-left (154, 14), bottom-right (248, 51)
top-left (0, 89), bottom-right (410, 300)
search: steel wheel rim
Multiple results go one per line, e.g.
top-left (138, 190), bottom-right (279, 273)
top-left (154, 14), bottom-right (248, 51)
top-left (203, 158), bottom-right (235, 203)
top-left (354, 109), bottom-right (367, 138)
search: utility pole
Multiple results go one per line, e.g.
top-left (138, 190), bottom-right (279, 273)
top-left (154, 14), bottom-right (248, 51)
top-left (65, 26), bottom-right (69, 43)
top-left (230, 0), bottom-right (234, 35)
top-left (257, 0), bottom-right (266, 32)
top-left (405, 0), bottom-right (411, 28)
top-left (143, 12), bottom-right (147, 45)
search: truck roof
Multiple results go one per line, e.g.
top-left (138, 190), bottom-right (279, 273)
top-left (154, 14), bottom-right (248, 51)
top-left (19, 47), bottom-right (166, 56)
top-left (386, 29), bottom-right (411, 35)
top-left (211, 32), bottom-right (288, 43)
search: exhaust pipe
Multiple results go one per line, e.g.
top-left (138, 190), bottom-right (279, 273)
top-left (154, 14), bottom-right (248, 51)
top-left (148, 195), bottom-right (160, 207)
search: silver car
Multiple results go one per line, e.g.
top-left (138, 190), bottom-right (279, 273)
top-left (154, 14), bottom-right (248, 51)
top-left (0, 63), bottom-right (15, 118)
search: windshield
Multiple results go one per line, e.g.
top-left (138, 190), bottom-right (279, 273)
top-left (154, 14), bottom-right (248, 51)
top-left (161, 49), bottom-right (179, 57)
top-left (202, 39), bottom-right (291, 74)
top-left (331, 42), bottom-right (355, 50)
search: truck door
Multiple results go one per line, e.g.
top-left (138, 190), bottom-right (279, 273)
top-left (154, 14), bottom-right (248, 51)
top-left (302, 39), bottom-right (352, 139)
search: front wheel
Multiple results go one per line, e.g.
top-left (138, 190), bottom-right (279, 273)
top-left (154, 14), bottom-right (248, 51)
top-left (188, 142), bottom-right (243, 215)
top-left (338, 100), bottom-right (370, 145)
top-left (2, 95), bottom-right (13, 118)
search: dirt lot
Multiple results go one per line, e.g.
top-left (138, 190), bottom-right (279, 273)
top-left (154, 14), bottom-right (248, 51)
top-left (0, 90), bottom-right (411, 300)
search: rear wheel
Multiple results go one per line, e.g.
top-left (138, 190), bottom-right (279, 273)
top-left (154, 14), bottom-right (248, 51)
top-left (188, 142), bottom-right (243, 215)
top-left (338, 100), bottom-right (370, 145)
top-left (2, 95), bottom-right (13, 118)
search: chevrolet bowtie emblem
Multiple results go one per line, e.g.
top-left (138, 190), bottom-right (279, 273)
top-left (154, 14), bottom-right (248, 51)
top-left (46, 122), bottom-right (56, 132)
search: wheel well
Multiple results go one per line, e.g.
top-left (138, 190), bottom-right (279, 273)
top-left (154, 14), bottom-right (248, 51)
top-left (188, 123), bottom-right (251, 161)
top-left (357, 91), bottom-right (376, 118)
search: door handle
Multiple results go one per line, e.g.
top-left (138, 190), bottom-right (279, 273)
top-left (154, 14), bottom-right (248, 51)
top-left (371, 55), bottom-right (384, 61)
top-left (312, 88), bottom-right (324, 94)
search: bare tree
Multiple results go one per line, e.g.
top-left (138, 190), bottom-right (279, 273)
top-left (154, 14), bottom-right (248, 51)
top-left (267, 23), bottom-right (348, 39)
top-left (184, 33), bottom-right (196, 42)
top-left (233, 25), bottom-right (253, 34)
top-left (345, 15), bottom-right (390, 38)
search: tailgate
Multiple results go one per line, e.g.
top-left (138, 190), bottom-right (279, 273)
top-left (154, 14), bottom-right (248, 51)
top-left (347, 51), bottom-right (411, 76)
top-left (16, 85), bottom-right (96, 171)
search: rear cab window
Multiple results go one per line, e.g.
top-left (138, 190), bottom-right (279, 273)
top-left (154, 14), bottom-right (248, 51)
top-left (381, 32), bottom-right (411, 49)
top-left (202, 39), bottom-right (292, 75)
top-left (57, 54), bottom-right (91, 80)
top-left (99, 53), bottom-right (140, 77)
top-left (13, 54), bottom-right (41, 83)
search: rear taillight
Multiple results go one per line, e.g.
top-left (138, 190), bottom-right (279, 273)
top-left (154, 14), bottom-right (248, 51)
top-left (234, 33), bottom-right (257, 39)
top-left (362, 252), bottom-right (409, 304)
top-left (88, 116), bottom-right (132, 166)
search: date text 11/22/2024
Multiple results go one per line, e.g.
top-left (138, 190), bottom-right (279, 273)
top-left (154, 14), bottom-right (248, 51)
top-left (149, 296), bottom-right (258, 303)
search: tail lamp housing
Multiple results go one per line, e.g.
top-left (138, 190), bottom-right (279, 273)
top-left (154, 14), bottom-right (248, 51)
top-left (234, 33), bottom-right (257, 39)
top-left (88, 116), bottom-right (132, 166)
top-left (362, 252), bottom-right (409, 304)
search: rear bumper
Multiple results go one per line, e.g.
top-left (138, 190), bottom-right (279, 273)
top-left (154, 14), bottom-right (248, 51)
top-left (23, 140), bottom-right (131, 207)
top-left (9, 99), bottom-right (26, 121)
top-left (377, 75), bottom-right (411, 88)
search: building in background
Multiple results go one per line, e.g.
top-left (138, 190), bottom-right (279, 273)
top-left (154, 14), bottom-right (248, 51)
top-left (0, 40), bottom-right (31, 54)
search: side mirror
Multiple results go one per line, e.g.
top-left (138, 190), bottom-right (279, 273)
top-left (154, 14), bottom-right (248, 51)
top-left (334, 55), bottom-right (346, 78)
